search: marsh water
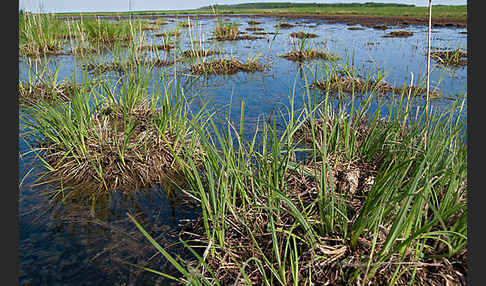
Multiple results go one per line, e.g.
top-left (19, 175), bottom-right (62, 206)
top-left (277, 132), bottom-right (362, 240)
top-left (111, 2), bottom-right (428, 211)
top-left (18, 14), bottom-right (467, 285)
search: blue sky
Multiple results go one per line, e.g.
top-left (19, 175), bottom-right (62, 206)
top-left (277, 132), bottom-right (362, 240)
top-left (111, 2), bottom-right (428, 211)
top-left (20, 0), bottom-right (467, 13)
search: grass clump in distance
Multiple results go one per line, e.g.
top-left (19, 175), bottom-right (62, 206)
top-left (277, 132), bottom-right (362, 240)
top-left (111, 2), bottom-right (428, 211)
top-left (430, 49), bottom-right (467, 68)
top-left (311, 64), bottom-right (441, 98)
top-left (211, 19), bottom-right (240, 40)
top-left (181, 49), bottom-right (221, 58)
top-left (281, 36), bottom-right (338, 62)
top-left (19, 81), bottom-right (83, 106)
top-left (127, 86), bottom-right (467, 285)
top-left (275, 22), bottom-right (295, 28)
top-left (383, 30), bottom-right (414, 37)
top-left (290, 31), bottom-right (319, 39)
top-left (189, 56), bottom-right (264, 75)
top-left (19, 12), bottom-right (70, 57)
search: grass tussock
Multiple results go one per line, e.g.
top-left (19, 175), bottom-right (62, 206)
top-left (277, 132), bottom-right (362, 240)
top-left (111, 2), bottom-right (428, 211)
top-left (128, 90), bottom-right (467, 285)
top-left (290, 31), bottom-right (319, 39)
top-left (348, 27), bottom-right (365, 30)
top-left (154, 30), bottom-right (181, 38)
top-left (181, 49), bottom-right (221, 58)
top-left (246, 27), bottom-right (265, 32)
top-left (430, 49), bottom-right (467, 67)
top-left (383, 30), bottom-right (414, 37)
top-left (211, 20), bottom-right (240, 40)
top-left (275, 22), bottom-right (295, 28)
top-left (189, 57), bottom-right (264, 75)
top-left (247, 20), bottom-right (263, 25)
top-left (19, 81), bottom-right (82, 106)
top-left (312, 70), bottom-right (441, 98)
top-left (281, 49), bottom-right (339, 62)
top-left (21, 69), bottom-right (203, 193)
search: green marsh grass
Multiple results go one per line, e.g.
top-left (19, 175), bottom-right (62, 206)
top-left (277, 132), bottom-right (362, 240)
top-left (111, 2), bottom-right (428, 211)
top-left (19, 12), bottom-right (70, 57)
top-left (189, 55), bottom-right (264, 75)
top-left (280, 36), bottom-right (339, 62)
top-left (127, 74), bottom-right (466, 284)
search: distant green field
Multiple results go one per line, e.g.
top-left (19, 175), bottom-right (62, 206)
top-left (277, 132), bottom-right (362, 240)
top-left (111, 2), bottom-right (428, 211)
top-left (54, 4), bottom-right (467, 22)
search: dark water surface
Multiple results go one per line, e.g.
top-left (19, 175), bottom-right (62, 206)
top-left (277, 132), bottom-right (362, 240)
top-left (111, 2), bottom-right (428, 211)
top-left (18, 14), bottom-right (467, 285)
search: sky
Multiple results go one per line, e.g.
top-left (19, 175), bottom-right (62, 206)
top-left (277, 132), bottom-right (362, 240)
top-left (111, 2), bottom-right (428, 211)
top-left (19, 0), bottom-right (467, 13)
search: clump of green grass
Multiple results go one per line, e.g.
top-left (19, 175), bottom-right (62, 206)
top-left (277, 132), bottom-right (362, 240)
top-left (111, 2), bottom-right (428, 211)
top-left (281, 49), bottom-right (339, 61)
top-left (383, 30), bottom-right (414, 37)
top-left (430, 49), bottom-right (467, 67)
top-left (189, 56), bottom-right (264, 75)
top-left (246, 27), bottom-right (264, 32)
top-left (247, 20), bottom-right (263, 25)
top-left (19, 12), bottom-right (70, 57)
top-left (211, 19), bottom-right (241, 40)
top-left (128, 87), bottom-right (467, 285)
top-left (155, 18), bottom-right (168, 25)
top-left (290, 31), bottom-right (319, 39)
top-left (19, 81), bottom-right (82, 106)
top-left (275, 22), bottom-right (295, 28)
top-left (20, 67), bottom-right (203, 194)
top-left (181, 49), bottom-right (221, 58)
top-left (177, 21), bottom-right (191, 28)
top-left (141, 24), bottom-right (159, 31)
top-left (312, 67), bottom-right (441, 98)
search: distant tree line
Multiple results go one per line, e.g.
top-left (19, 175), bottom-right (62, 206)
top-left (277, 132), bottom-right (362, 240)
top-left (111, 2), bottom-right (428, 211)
top-left (198, 2), bottom-right (415, 10)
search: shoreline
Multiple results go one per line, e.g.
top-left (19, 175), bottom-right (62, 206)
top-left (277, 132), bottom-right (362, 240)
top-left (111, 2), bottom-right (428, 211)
top-left (55, 12), bottom-right (467, 28)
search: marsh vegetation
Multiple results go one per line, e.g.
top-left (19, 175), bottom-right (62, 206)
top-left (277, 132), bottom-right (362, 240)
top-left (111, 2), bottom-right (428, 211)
top-left (19, 9), bottom-right (467, 286)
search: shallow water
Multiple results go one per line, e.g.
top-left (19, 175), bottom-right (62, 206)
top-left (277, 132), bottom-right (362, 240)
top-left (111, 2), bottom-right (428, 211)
top-left (18, 14), bottom-right (467, 285)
